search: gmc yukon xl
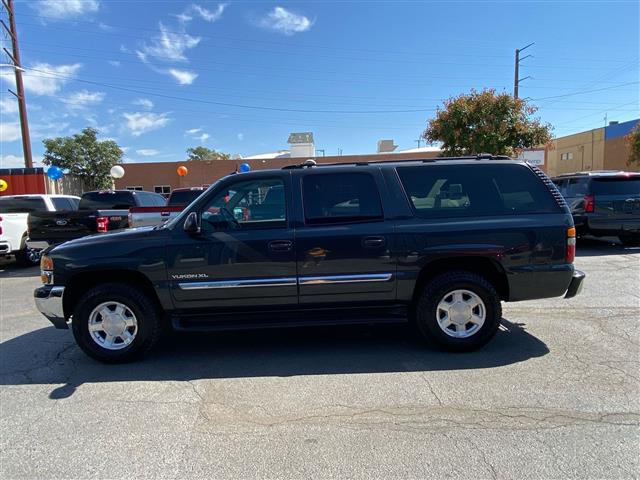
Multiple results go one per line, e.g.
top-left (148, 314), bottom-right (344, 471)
top-left (34, 157), bottom-right (585, 363)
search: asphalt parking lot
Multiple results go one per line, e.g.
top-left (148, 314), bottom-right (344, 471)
top-left (1, 238), bottom-right (638, 479)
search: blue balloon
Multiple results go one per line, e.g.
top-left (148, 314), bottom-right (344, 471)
top-left (47, 166), bottom-right (64, 180)
top-left (239, 163), bottom-right (251, 173)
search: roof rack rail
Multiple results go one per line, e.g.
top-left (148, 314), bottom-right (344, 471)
top-left (280, 155), bottom-right (514, 170)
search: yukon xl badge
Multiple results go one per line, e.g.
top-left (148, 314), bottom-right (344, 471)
top-left (172, 273), bottom-right (209, 280)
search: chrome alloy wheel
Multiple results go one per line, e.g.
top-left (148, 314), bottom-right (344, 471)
top-left (436, 289), bottom-right (486, 338)
top-left (88, 301), bottom-right (138, 350)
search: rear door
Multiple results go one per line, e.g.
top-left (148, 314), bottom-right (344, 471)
top-left (293, 169), bottom-right (396, 306)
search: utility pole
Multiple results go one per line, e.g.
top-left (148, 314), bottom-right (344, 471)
top-left (514, 42), bottom-right (534, 99)
top-left (414, 139), bottom-right (422, 148)
top-left (1, 0), bottom-right (32, 168)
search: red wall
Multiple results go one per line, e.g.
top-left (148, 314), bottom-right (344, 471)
top-left (0, 168), bottom-right (47, 196)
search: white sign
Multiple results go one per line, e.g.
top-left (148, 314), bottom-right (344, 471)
top-left (517, 150), bottom-right (545, 166)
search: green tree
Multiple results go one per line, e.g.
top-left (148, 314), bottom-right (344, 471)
top-left (423, 89), bottom-right (553, 157)
top-left (626, 123), bottom-right (640, 165)
top-left (42, 127), bottom-right (123, 190)
top-left (186, 146), bottom-right (230, 161)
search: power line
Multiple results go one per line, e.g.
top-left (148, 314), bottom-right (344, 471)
top-left (531, 81), bottom-right (640, 101)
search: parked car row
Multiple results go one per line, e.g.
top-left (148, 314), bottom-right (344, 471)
top-left (0, 194), bottom-right (80, 266)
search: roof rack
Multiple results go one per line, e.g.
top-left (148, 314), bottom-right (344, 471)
top-left (281, 154), bottom-right (513, 170)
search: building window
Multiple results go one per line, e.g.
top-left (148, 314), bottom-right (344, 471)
top-left (154, 185), bottom-right (171, 195)
top-left (126, 186), bottom-right (143, 191)
top-left (560, 152), bottom-right (574, 161)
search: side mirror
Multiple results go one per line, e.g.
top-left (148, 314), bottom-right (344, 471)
top-left (183, 212), bottom-right (201, 235)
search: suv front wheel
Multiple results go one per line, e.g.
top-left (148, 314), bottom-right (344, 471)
top-left (72, 283), bottom-right (163, 363)
top-left (414, 271), bottom-right (502, 352)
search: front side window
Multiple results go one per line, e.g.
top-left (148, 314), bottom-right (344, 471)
top-left (302, 172), bottom-right (383, 224)
top-left (200, 178), bottom-right (286, 232)
top-left (397, 164), bottom-right (560, 218)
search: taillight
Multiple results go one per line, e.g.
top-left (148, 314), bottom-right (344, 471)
top-left (567, 227), bottom-right (576, 263)
top-left (96, 216), bottom-right (109, 233)
top-left (584, 195), bottom-right (594, 213)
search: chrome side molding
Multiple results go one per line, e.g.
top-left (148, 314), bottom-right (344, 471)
top-left (299, 273), bottom-right (393, 285)
top-left (178, 278), bottom-right (297, 290)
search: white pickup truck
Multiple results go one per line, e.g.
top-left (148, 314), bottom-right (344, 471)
top-left (0, 194), bottom-right (80, 266)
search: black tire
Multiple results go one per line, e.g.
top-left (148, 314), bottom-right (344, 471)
top-left (72, 283), bottom-right (163, 363)
top-left (619, 234), bottom-right (640, 247)
top-left (414, 271), bottom-right (502, 352)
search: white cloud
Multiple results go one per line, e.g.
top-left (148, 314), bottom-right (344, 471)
top-left (186, 128), bottom-right (202, 135)
top-left (136, 149), bottom-right (159, 156)
top-left (123, 112), bottom-right (170, 136)
top-left (0, 97), bottom-right (18, 114)
top-left (0, 154), bottom-right (24, 168)
top-left (176, 4), bottom-right (226, 24)
top-left (139, 23), bottom-right (200, 62)
top-left (168, 68), bottom-right (198, 85)
top-left (0, 154), bottom-right (43, 168)
top-left (133, 98), bottom-right (154, 109)
top-left (0, 122), bottom-right (21, 142)
top-left (33, 0), bottom-right (100, 20)
top-left (258, 7), bottom-right (312, 35)
top-left (196, 133), bottom-right (210, 142)
top-left (191, 4), bottom-right (226, 22)
top-left (61, 90), bottom-right (105, 108)
top-left (0, 63), bottom-right (82, 96)
top-left (108, 60), bottom-right (121, 67)
top-left (237, 133), bottom-right (244, 141)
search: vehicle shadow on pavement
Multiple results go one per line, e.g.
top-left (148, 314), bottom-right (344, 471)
top-left (0, 319), bottom-right (548, 399)
top-left (0, 263), bottom-right (39, 278)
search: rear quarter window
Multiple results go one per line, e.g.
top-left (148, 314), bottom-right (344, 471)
top-left (397, 163), bottom-right (560, 218)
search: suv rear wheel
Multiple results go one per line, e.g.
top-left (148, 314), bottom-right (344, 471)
top-left (72, 283), bottom-right (163, 363)
top-left (414, 271), bottom-right (502, 352)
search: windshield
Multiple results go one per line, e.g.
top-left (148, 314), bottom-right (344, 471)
top-left (0, 196), bottom-right (47, 213)
top-left (591, 178), bottom-right (640, 195)
top-left (79, 192), bottom-right (136, 210)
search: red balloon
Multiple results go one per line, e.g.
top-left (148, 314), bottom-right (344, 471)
top-left (177, 166), bottom-right (188, 177)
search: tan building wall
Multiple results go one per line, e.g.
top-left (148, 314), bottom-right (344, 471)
top-left (545, 128), bottom-right (606, 177)
top-left (603, 135), bottom-right (635, 171)
top-left (114, 151), bottom-right (441, 192)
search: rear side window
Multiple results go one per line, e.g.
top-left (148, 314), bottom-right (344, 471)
top-left (591, 178), bottom-right (640, 195)
top-left (51, 197), bottom-right (74, 210)
top-left (0, 197), bottom-right (47, 213)
top-left (168, 190), bottom-right (203, 206)
top-left (397, 164), bottom-right (560, 218)
top-left (302, 172), bottom-right (383, 224)
top-left (566, 178), bottom-right (590, 196)
top-left (79, 192), bottom-right (136, 210)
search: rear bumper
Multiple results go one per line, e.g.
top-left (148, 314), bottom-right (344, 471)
top-left (577, 215), bottom-right (640, 236)
top-left (34, 285), bottom-right (68, 329)
top-left (564, 270), bottom-right (585, 299)
top-left (26, 239), bottom-right (52, 250)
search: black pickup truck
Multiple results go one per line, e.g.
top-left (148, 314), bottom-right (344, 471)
top-left (34, 156), bottom-right (585, 363)
top-left (27, 189), bottom-right (166, 249)
top-left (552, 171), bottom-right (640, 246)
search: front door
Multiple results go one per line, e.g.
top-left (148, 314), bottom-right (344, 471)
top-left (293, 170), bottom-right (397, 306)
top-left (167, 173), bottom-right (297, 311)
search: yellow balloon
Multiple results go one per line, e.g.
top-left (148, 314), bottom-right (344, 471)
top-left (0, 179), bottom-right (8, 192)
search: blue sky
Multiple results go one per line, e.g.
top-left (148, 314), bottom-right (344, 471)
top-left (1, 0), bottom-right (638, 167)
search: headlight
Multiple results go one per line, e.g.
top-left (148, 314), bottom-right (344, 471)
top-left (40, 255), bottom-right (54, 284)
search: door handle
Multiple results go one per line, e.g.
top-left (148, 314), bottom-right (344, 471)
top-left (269, 240), bottom-right (293, 252)
top-left (362, 236), bottom-right (385, 248)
